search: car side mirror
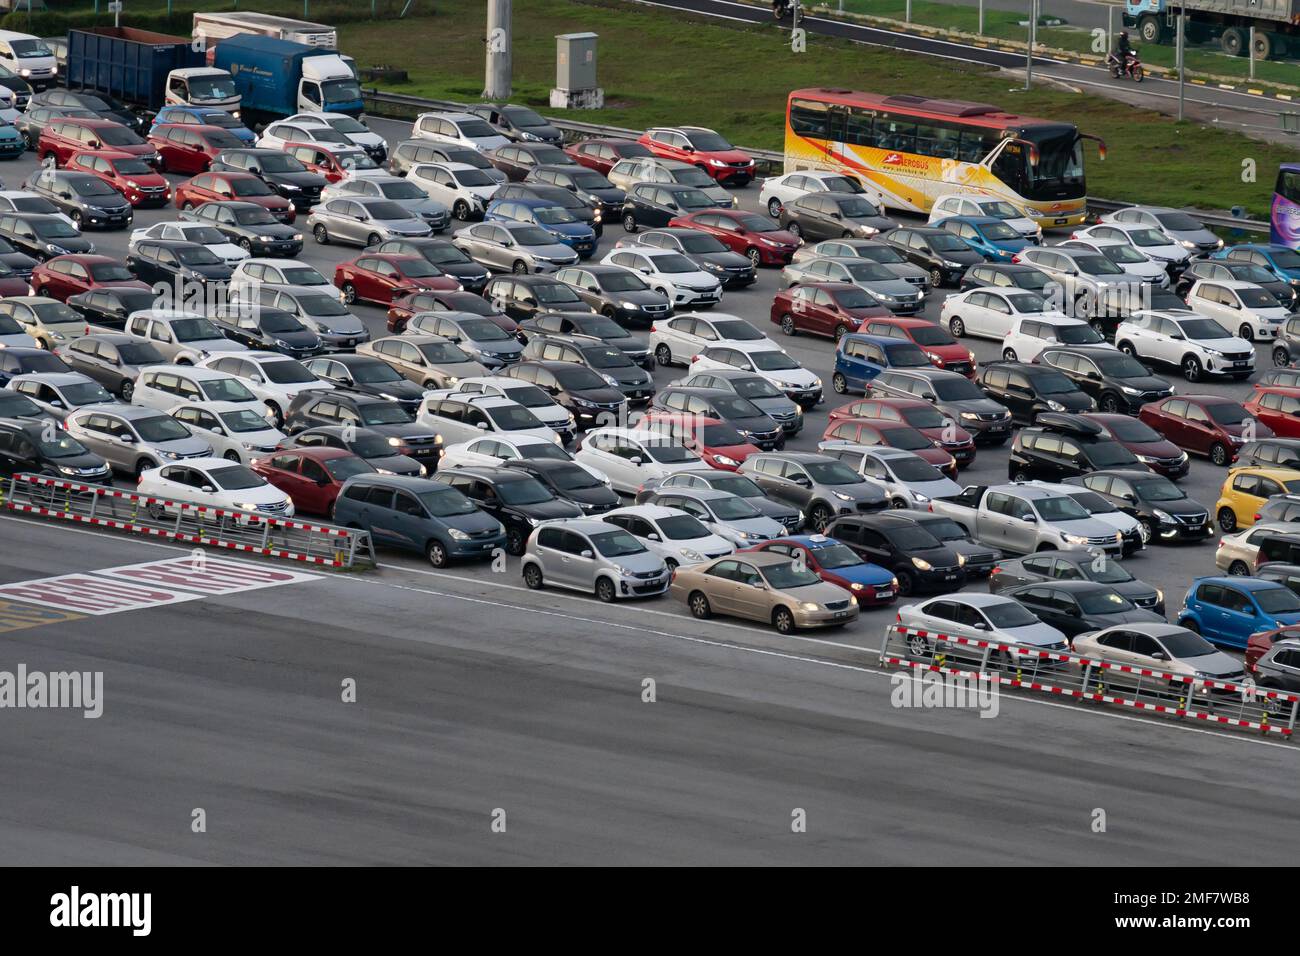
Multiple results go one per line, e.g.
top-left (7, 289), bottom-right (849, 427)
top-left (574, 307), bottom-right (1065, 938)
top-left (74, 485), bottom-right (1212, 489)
top-left (119, 434), bottom-right (135, 444)
top-left (629, 456), bottom-right (643, 466)
top-left (1067, 605), bottom-right (1082, 617)
top-left (356, 214), bottom-right (369, 222)
top-left (48, 399), bottom-right (63, 408)
top-left (316, 476), bottom-right (330, 487)
top-left (1151, 650), bottom-right (1168, 661)
top-left (792, 475), bottom-right (811, 487)
top-left (580, 549), bottom-right (594, 559)
top-left (201, 484), bottom-right (215, 493)
top-left (249, 167), bottom-right (261, 175)
top-left (972, 620), bottom-right (989, 630)
top-left (1021, 513), bottom-right (1036, 523)
top-left (647, 532), bottom-right (660, 541)
top-left (475, 421), bottom-right (488, 430)
top-left (87, 140), bottom-right (99, 149)
top-left (250, 374), bottom-right (263, 384)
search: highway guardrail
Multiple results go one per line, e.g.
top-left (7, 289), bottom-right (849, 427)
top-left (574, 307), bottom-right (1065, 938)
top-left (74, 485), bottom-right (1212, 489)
top-left (363, 90), bottom-right (1269, 235)
top-left (2, 473), bottom-right (376, 570)
top-left (880, 622), bottom-right (1298, 739)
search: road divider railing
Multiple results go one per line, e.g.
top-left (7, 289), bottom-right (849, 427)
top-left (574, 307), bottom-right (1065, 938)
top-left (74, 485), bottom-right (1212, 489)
top-left (1, 473), bottom-right (376, 570)
top-left (880, 623), bottom-right (1298, 738)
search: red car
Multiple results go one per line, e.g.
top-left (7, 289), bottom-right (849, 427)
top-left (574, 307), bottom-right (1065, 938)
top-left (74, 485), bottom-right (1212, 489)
top-left (770, 282), bottom-right (892, 341)
top-left (30, 254), bottom-right (149, 301)
top-left (284, 142), bottom-right (381, 184)
top-left (0, 261), bottom-right (27, 296)
top-left (38, 117), bottom-right (159, 168)
top-left (148, 123), bottom-right (246, 175)
top-left (66, 150), bottom-right (170, 207)
top-left (387, 289), bottom-right (516, 335)
top-left (639, 411), bottom-right (760, 471)
top-left (334, 253), bottom-right (461, 306)
top-left (855, 316), bottom-right (976, 378)
top-left (250, 446), bottom-right (376, 518)
top-left (174, 171), bottom-right (295, 222)
top-left (637, 126), bottom-right (755, 185)
top-left (1081, 412), bottom-right (1189, 479)
top-left (668, 208), bottom-right (799, 268)
top-left (744, 537), bottom-right (898, 606)
top-left (1244, 387), bottom-right (1300, 440)
top-left (564, 137), bottom-right (652, 175)
top-left (1138, 394), bottom-right (1273, 466)
top-left (819, 417), bottom-right (958, 478)
top-left (828, 397), bottom-right (975, 468)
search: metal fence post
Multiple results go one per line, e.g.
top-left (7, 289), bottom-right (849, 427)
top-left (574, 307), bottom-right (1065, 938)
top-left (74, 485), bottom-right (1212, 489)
top-left (1249, 25), bottom-right (1256, 81)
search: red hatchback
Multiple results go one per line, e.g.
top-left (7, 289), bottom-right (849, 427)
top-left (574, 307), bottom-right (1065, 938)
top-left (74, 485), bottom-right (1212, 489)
top-left (251, 447), bottom-right (376, 518)
top-left (819, 417), bottom-right (958, 478)
top-left (668, 209), bottom-right (800, 268)
top-left (148, 123), bottom-right (246, 175)
top-left (30, 254), bottom-right (149, 301)
top-left (39, 117), bottom-right (159, 168)
top-left (1081, 412), bottom-right (1189, 478)
top-left (1139, 394), bottom-right (1273, 466)
top-left (334, 253), bottom-right (462, 306)
top-left (637, 126), bottom-right (755, 185)
top-left (67, 150), bottom-right (170, 207)
top-left (564, 137), bottom-right (652, 175)
top-left (174, 171), bottom-right (295, 222)
top-left (640, 411), bottom-right (760, 471)
top-left (770, 282), bottom-right (892, 341)
top-left (827, 397), bottom-right (975, 468)
top-left (387, 289), bottom-right (516, 335)
top-left (856, 316), bottom-right (977, 378)
top-left (1244, 387), bottom-right (1300, 440)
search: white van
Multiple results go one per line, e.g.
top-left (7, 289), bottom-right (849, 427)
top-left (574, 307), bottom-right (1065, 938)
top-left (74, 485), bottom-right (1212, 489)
top-left (0, 31), bottom-right (56, 88)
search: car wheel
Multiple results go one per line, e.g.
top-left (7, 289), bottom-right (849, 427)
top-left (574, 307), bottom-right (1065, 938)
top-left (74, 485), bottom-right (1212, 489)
top-left (423, 379), bottom-right (438, 390)
top-left (1274, 347), bottom-right (1291, 368)
top-left (1182, 355), bottom-right (1203, 382)
top-left (929, 267), bottom-right (943, 287)
top-left (831, 371), bottom-right (847, 394)
top-left (223, 450), bottom-right (240, 462)
top-left (1099, 393), bottom-right (1122, 414)
top-left (511, 259), bottom-right (528, 274)
top-left (833, 323), bottom-right (851, 342)
top-left (773, 606), bottom-right (796, 634)
top-left (664, 558), bottom-right (678, 573)
top-left (119, 380), bottom-right (134, 401)
top-left (239, 238), bottom-right (253, 252)
top-left (896, 570), bottom-right (915, 598)
top-left (1089, 318), bottom-right (1107, 338)
top-left (655, 344), bottom-right (673, 367)
top-left (595, 576), bottom-right (617, 603)
top-left (145, 501), bottom-right (166, 521)
top-left (746, 247), bottom-right (762, 269)
top-left (1239, 323), bottom-right (1254, 343)
top-left (506, 527), bottom-right (526, 556)
top-left (265, 402), bottom-right (283, 428)
top-left (622, 213), bottom-right (637, 233)
top-left (523, 563), bottom-right (544, 589)
top-left (1210, 442), bottom-right (1230, 466)
top-left (779, 313), bottom-right (797, 336)
top-left (453, 200), bottom-right (470, 221)
top-left (688, 590), bottom-right (712, 619)
top-left (891, 497), bottom-right (909, 509)
top-left (1138, 518), bottom-right (1154, 543)
top-left (766, 197), bottom-right (783, 218)
top-left (366, 232), bottom-right (382, 248)
top-left (1012, 469), bottom-right (1031, 482)
top-left (342, 282), bottom-right (357, 304)
top-left (1183, 618), bottom-right (1201, 635)
top-left (1228, 560), bottom-right (1250, 576)
top-left (134, 459), bottom-right (153, 479)
top-left (808, 503), bottom-right (832, 532)
top-left (181, 201), bottom-right (194, 212)
top-left (787, 222), bottom-right (801, 239)
top-left (69, 211), bottom-right (82, 228)
top-left (905, 629), bottom-right (930, 656)
top-left (426, 540), bottom-right (449, 568)
top-left (1117, 340), bottom-right (1136, 357)
top-left (1002, 348), bottom-right (1017, 362)
top-left (947, 316), bottom-right (965, 337)
top-left (1218, 507), bottom-right (1238, 532)
top-left (313, 224), bottom-right (329, 244)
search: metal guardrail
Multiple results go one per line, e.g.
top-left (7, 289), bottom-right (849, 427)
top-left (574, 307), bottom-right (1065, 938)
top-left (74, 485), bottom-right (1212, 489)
top-left (363, 89), bottom-right (1268, 235)
top-left (880, 622), bottom-right (1299, 739)
top-left (2, 473), bottom-right (376, 570)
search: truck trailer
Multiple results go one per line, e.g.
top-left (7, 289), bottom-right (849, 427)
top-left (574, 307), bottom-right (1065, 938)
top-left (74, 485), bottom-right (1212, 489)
top-left (65, 27), bottom-right (238, 115)
top-left (1125, 0), bottom-right (1300, 59)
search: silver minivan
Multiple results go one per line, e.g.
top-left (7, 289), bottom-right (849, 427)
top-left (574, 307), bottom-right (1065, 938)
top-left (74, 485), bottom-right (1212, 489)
top-left (521, 518), bottom-right (670, 602)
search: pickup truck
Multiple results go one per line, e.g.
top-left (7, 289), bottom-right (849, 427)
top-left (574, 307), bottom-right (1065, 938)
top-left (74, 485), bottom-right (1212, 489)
top-left (927, 481), bottom-right (1126, 556)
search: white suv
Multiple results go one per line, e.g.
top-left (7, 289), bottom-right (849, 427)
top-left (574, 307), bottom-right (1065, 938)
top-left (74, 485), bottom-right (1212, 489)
top-left (412, 111), bottom-right (510, 152)
top-left (1002, 314), bottom-right (1111, 363)
top-left (1184, 278), bottom-right (1291, 342)
top-left (407, 162), bottom-right (500, 221)
top-left (647, 312), bottom-right (770, 367)
top-left (198, 352), bottom-right (332, 426)
top-left (573, 427), bottom-right (704, 494)
top-left (1114, 310), bottom-right (1254, 382)
top-left (689, 341), bottom-right (822, 400)
top-left (600, 246), bottom-right (723, 310)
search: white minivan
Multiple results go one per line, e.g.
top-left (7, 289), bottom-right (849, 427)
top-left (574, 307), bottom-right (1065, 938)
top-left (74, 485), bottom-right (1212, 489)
top-left (0, 31), bottom-right (57, 88)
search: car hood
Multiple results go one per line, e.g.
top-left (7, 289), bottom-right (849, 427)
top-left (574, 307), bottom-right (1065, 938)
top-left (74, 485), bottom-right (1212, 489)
top-left (512, 497), bottom-right (583, 520)
top-left (46, 452), bottom-right (108, 472)
top-left (1225, 419), bottom-right (1273, 440)
top-left (1186, 650), bottom-right (1249, 679)
top-left (1054, 517), bottom-right (1124, 539)
top-left (1125, 438), bottom-right (1182, 459)
top-left (271, 170), bottom-right (328, 190)
top-left (569, 386), bottom-right (625, 405)
top-left (152, 436), bottom-right (212, 457)
top-left (747, 394), bottom-right (800, 417)
top-left (362, 452), bottom-right (422, 474)
top-left (943, 538), bottom-right (999, 561)
top-left (914, 476), bottom-right (963, 499)
top-left (826, 561), bottom-right (895, 587)
top-left (1093, 607), bottom-right (1166, 626)
top-left (247, 222), bottom-right (300, 239)
top-left (717, 514), bottom-right (786, 537)
top-left (1089, 510), bottom-right (1140, 533)
top-left (1121, 374), bottom-right (1172, 393)
top-left (1002, 620), bottom-right (1068, 647)
top-left (948, 397), bottom-right (1007, 416)
top-left (1050, 391), bottom-right (1094, 412)
top-left (865, 278), bottom-right (921, 298)
top-left (563, 483), bottom-right (621, 508)
top-left (743, 495), bottom-right (799, 521)
top-left (582, 186), bottom-right (625, 204)
top-left (431, 359), bottom-right (490, 379)
top-left (525, 241), bottom-right (580, 260)
top-left (696, 251), bottom-right (752, 270)
top-left (763, 366), bottom-right (819, 390)
top-left (440, 507), bottom-right (501, 535)
top-left (376, 217), bottom-right (434, 235)
top-left (824, 481), bottom-right (887, 506)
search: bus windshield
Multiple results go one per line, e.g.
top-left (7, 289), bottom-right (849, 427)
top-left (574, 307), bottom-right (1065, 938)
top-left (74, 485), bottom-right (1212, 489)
top-left (1019, 126), bottom-right (1085, 202)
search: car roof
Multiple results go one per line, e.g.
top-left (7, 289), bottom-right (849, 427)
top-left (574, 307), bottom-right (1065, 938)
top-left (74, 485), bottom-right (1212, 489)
top-left (440, 465), bottom-right (532, 483)
top-left (751, 451), bottom-right (835, 465)
top-left (1194, 576), bottom-right (1286, 592)
top-left (350, 473), bottom-right (442, 490)
top-left (606, 504), bottom-right (688, 520)
top-left (926, 592), bottom-right (1016, 607)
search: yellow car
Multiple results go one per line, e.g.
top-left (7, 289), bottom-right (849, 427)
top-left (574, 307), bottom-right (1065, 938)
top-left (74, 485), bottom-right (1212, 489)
top-left (1214, 466), bottom-right (1300, 533)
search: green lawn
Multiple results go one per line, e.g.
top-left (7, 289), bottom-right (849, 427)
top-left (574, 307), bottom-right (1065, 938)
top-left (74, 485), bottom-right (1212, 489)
top-left (332, 0), bottom-right (1291, 217)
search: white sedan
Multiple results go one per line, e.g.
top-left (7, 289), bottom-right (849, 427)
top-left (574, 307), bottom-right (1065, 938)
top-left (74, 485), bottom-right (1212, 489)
top-left (440, 433), bottom-right (609, 483)
top-left (759, 170), bottom-right (870, 218)
top-left (939, 286), bottom-right (1071, 342)
top-left (898, 592), bottom-right (1069, 660)
top-left (167, 401), bottom-right (286, 464)
top-left (137, 457), bottom-right (294, 521)
top-left (197, 352), bottom-right (332, 426)
top-left (285, 111), bottom-right (387, 155)
top-left (647, 312), bottom-right (770, 367)
top-left (688, 341), bottom-right (822, 401)
top-left (1076, 222), bottom-right (1190, 272)
top-left (601, 504), bottom-right (735, 568)
top-left (601, 246), bottom-right (722, 311)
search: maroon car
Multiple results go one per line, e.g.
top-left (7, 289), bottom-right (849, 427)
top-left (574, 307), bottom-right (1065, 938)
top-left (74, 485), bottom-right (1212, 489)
top-left (30, 254), bottom-right (149, 301)
top-left (770, 282), bottom-right (892, 341)
top-left (251, 446), bottom-right (375, 518)
top-left (1082, 412), bottom-right (1189, 479)
top-left (819, 418), bottom-right (958, 479)
top-left (174, 170), bottom-right (295, 222)
top-left (1138, 394), bottom-right (1273, 467)
top-left (564, 137), bottom-right (652, 175)
top-left (334, 253), bottom-right (462, 305)
top-left (828, 397), bottom-right (975, 468)
top-left (148, 123), bottom-right (246, 175)
top-left (386, 288), bottom-right (516, 335)
top-left (668, 208), bottom-right (799, 268)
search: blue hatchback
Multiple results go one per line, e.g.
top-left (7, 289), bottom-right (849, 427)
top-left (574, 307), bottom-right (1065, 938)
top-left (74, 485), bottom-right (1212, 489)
top-left (1211, 243), bottom-right (1300, 294)
top-left (485, 197), bottom-right (597, 258)
top-left (932, 215), bottom-right (1033, 262)
top-left (833, 333), bottom-right (933, 395)
top-left (1177, 576), bottom-right (1300, 649)
top-left (151, 105), bottom-right (255, 143)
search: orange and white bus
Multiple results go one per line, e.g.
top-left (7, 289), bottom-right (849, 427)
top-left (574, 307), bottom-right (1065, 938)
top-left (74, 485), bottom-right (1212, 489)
top-left (784, 88), bottom-right (1106, 228)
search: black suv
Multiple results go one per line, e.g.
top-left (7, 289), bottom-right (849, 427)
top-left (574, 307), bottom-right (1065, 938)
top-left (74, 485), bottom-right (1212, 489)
top-left (433, 465), bottom-right (582, 554)
top-left (881, 226), bottom-right (984, 288)
top-left (284, 425), bottom-right (424, 477)
top-left (517, 310), bottom-right (652, 369)
top-left (0, 212), bottom-right (94, 259)
top-left (282, 392), bottom-right (443, 470)
top-left (301, 354), bottom-right (426, 410)
top-left (1036, 345), bottom-right (1174, 415)
top-left (527, 165), bottom-right (625, 224)
top-left (1064, 469), bottom-right (1212, 545)
top-left (483, 274), bottom-right (594, 323)
top-left (1008, 413), bottom-right (1140, 482)
top-left (65, 287), bottom-right (158, 332)
top-left (551, 263), bottom-right (670, 328)
top-left (896, 511), bottom-right (999, 578)
top-left (825, 512), bottom-right (965, 596)
top-left (651, 385), bottom-right (783, 449)
top-left (180, 201), bottom-right (303, 257)
top-left (501, 458), bottom-right (620, 514)
top-left (501, 360), bottom-right (627, 430)
top-left (126, 238), bottom-right (232, 287)
top-left (368, 237), bottom-right (490, 292)
top-left (521, 333), bottom-right (654, 405)
top-left (621, 182), bottom-right (717, 232)
top-left (989, 550), bottom-right (1164, 612)
top-left (977, 361), bottom-right (1094, 425)
top-left (209, 148), bottom-right (327, 208)
top-left (0, 418), bottom-right (111, 482)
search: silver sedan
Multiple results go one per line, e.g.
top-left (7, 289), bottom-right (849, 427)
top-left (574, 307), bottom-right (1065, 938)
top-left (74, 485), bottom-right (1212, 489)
top-left (319, 175), bottom-right (450, 232)
top-left (781, 256), bottom-right (926, 313)
top-left (453, 220), bottom-right (579, 274)
top-left (307, 196), bottom-right (434, 248)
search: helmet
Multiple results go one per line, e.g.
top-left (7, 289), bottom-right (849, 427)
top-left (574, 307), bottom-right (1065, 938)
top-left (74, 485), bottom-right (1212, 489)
top-left (1120, 30), bottom-right (1129, 38)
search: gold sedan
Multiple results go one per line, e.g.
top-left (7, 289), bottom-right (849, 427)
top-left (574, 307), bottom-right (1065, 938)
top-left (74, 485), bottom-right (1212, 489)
top-left (671, 551), bottom-right (859, 634)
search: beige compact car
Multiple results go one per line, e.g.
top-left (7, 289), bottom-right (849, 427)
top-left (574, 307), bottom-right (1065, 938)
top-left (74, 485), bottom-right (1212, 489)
top-left (670, 550), bottom-right (859, 634)
top-left (356, 334), bottom-right (489, 389)
top-left (1215, 521), bottom-right (1298, 576)
top-left (1073, 622), bottom-right (1246, 700)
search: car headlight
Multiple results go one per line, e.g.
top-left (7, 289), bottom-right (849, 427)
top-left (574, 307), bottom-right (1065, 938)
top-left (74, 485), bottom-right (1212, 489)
top-left (812, 377), bottom-right (822, 389)
top-left (237, 502), bottom-right (260, 511)
top-left (57, 465), bottom-right (78, 476)
top-left (1120, 385), bottom-right (1142, 395)
top-left (616, 565), bottom-right (637, 576)
top-left (1179, 239), bottom-right (1197, 249)
top-left (1046, 400), bottom-right (1065, 411)
top-left (281, 183), bottom-right (301, 192)
top-left (913, 491), bottom-right (930, 503)
top-left (1155, 588), bottom-right (1164, 604)
top-left (714, 454), bottom-right (740, 467)
top-left (943, 260), bottom-right (962, 268)
top-left (387, 437), bottom-right (402, 447)
top-left (681, 549), bottom-right (704, 562)
top-left (911, 557), bottom-right (932, 570)
top-left (957, 553), bottom-right (966, 566)
top-left (447, 528), bottom-right (470, 541)
top-left (800, 601), bottom-right (821, 611)
top-left (850, 582), bottom-right (865, 591)
top-left (833, 491), bottom-right (853, 502)
top-left (619, 301), bottom-right (640, 310)
top-left (1153, 510), bottom-right (1173, 523)
top-left (1062, 533), bottom-right (1089, 545)
top-left (293, 234), bottom-right (304, 241)
top-left (959, 412), bottom-right (979, 421)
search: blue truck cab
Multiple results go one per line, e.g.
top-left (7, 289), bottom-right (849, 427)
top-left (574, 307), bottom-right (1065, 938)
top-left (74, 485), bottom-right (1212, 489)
top-left (833, 333), bottom-right (933, 395)
top-left (211, 34), bottom-right (362, 126)
top-left (1178, 575), bottom-right (1300, 649)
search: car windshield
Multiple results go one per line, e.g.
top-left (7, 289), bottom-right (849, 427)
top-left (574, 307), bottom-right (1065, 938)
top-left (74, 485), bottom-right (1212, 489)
top-left (9, 196), bottom-right (58, 215)
top-left (489, 404), bottom-right (542, 431)
top-left (1094, 353), bottom-right (1149, 378)
top-left (255, 153), bottom-right (306, 173)
top-left (569, 170), bottom-right (612, 189)
top-left (687, 131), bottom-right (734, 151)
top-left (218, 409), bottom-right (274, 434)
top-left (1075, 254), bottom-right (1125, 276)
top-left (134, 415), bottom-right (190, 443)
top-left (1089, 441), bottom-right (1139, 467)
top-left (1005, 292), bottom-right (1047, 313)
top-left (552, 366), bottom-right (605, 390)
top-left (394, 259), bottom-right (440, 279)
top-left (12, 39), bottom-right (51, 57)
top-left (203, 464), bottom-right (264, 491)
top-left (1057, 324), bottom-right (1104, 345)
top-left (301, 295), bottom-right (351, 318)
top-left (32, 302), bottom-right (84, 327)
top-left (347, 361), bottom-right (402, 384)
top-left (511, 225), bottom-right (558, 246)
top-left (1033, 371), bottom-right (1078, 395)
top-left (883, 343), bottom-right (930, 368)
top-left (898, 406), bottom-right (945, 429)
top-left (548, 465), bottom-right (602, 491)
top-left (417, 342), bottom-right (473, 364)
top-left (906, 325), bottom-right (954, 347)
top-left (495, 384), bottom-right (549, 408)
top-left (364, 201), bottom-right (413, 221)
top-left (831, 289), bottom-right (880, 310)
top-left (761, 561), bottom-right (822, 590)
top-left (1256, 587), bottom-right (1300, 615)
top-left (70, 177), bottom-right (118, 198)
top-left (932, 377), bottom-right (985, 401)
top-left (234, 207), bottom-right (276, 225)
top-left (889, 456), bottom-right (941, 482)
top-left (520, 443), bottom-right (569, 462)
top-left (460, 319), bottom-right (509, 341)
top-left (98, 127), bottom-right (144, 147)
top-left (584, 346), bottom-right (633, 371)
top-left (855, 245), bottom-right (906, 264)
top-left (1229, 264), bottom-right (1277, 284)
top-left (106, 342), bottom-right (159, 367)
top-left (174, 246), bottom-right (222, 266)
top-left (36, 433), bottom-right (91, 458)
top-left (360, 405), bottom-right (415, 425)
top-left (670, 167), bottom-right (713, 188)
top-left (597, 272), bottom-right (648, 293)
top-left (705, 475), bottom-right (762, 498)
top-left (496, 476), bottom-right (552, 505)
top-left (200, 378), bottom-right (255, 403)
top-left (749, 350), bottom-right (799, 372)
top-left (164, 317), bottom-right (220, 343)
top-left (1239, 288), bottom-right (1281, 309)
top-left (980, 221), bottom-right (1019, 240)
top-left (321, 78), bottom-right (363, 106)
top-left (378, 180), bottom-right (427, 201)
top-left (61, 381), bottom-right (112, 405)
top-left (657, 514), bottom-right (710, 540)
top-left (1101, 244), bottom-right (1146, 264)
top-left (450, 167), bottom-right (495, 187)
top-left (589, 529), bottom-right (645, 557)
top-left (420, 487), bottom-right (478, 517)
top-left (534, 206), bottom-right (578, 225)
top-left (1130, 478), bottom-right (1184, 504)
top-left (982, 602), bottom-right (1042, 629)
top-left (845, 261), bottom-right (896, 282)
top-left (711, 396), bottom-right (762, 419)
top-left (323, 457), bottom-right (373, 481)
top-left (651, 253), bottom-right (699, 274)
top-left (279, 266), bottom-right (328, 285)
top-left (809, 543), bottom-right (865, 569)
top-left (805, 461), bottom-right (864, 485)
top-left (644, 441), bottom-right (699, 464)
top-left (344, 433), bottom-right (394, 457)
top-left (0, 393), bottom-right (40, 416)
top-left (709, 321), bottom-right (760, 342)
top-left (1175, 318), bottom-right (1230, 340)
top-left (260, 360), bottom-right (315, 385)
top-left (927, 234), bottom-right (969, 253)
top-left (1154, 212), bottom-right (1202, 231)
top-left (1034, 496), bottom-right (1090, 521)
top-left (700, 422), bottom-right (745, 446)
top-left (839, 198), bottom-right (882, 218)
top-left (730, 376), bottom-right (783, 400)
top-left (1159, 630), bottom-right (1219, 659)
top-left (1076, 589), bottom-right (1135, 614)
top-left (1102, 419), bottom-right (1159, 443)
top-left (677, 233), bottom-right (727, 254)
top-left (1205, 402), bottom-right (1249, 425)
top-left (877, 426), bottom-right (930, 451)
top-left (737, 215), bottom-right (779, 234)
top-left (33, 220), bottom-right (79, 239)
top-left (1129, 229), bottom-right (1170, 248)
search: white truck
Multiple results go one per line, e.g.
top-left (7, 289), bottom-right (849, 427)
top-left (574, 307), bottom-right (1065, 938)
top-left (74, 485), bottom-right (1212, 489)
top-left (927, 482), bottom-right (1125, 556)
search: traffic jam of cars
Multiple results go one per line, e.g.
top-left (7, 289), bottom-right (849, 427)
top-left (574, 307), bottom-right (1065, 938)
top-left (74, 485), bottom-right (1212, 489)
top-left (0, 31), bottom-right (1297, 704)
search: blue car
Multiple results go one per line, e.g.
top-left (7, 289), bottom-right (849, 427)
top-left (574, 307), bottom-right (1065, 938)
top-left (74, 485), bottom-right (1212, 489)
top-left (1177, 576), bottom-right (1300, 649)
top-left (752, 533), bottom-right (898, 605)
top-left (932, 216), bottom-right (1033, 262)
top-left (1212, 243), bottom-right (1300, 300)
top-left (150, 105), bottom-right (255, 144)
top-left (485, 197), bottom-right (597, 259)
top-left (0, 118), bottom-right (23, 159)
top-left (832, 333), bottom-right (933, 395)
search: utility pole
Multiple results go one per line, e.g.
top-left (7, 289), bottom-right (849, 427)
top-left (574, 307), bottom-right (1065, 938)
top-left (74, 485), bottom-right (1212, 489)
top-left (484, 0), bottom-right (512, 101)
top-left (1024, 0), bottom-right (1036, 90)
top-left (1176, 10), bottom-right (1186, 121)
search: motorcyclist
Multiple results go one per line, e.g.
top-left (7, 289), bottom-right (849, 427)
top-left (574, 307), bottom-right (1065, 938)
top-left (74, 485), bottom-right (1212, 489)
top-left (1115, 30), bottom-right (1134, 65)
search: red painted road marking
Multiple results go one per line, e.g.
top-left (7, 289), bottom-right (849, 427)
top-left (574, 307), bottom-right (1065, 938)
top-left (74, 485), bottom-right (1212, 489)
top-left (0, 574), bottom-right (202, 616)
top-left (92, 556), bottom-right (320, 595)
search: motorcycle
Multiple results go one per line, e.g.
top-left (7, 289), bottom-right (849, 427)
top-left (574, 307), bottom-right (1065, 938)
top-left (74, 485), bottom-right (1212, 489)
top-left (773, 0), bottom-right (794, 19)
top-left (1107, 47), bottom-right (1144, 82)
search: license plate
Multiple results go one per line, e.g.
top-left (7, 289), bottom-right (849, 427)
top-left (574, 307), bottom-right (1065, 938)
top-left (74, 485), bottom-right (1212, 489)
top-left (989, 424), bottom-right (1008, 432)
top-left (832, 610), bottom-right (852, 620)
top-left (1054, 218), bottom-right (1068, 225)
top-left (875, 589), bottom-right (894, 599)
top-left (1233, 361), bottom-right (1248, 367)
top-left (944, 573), bottom-right (959, 580)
